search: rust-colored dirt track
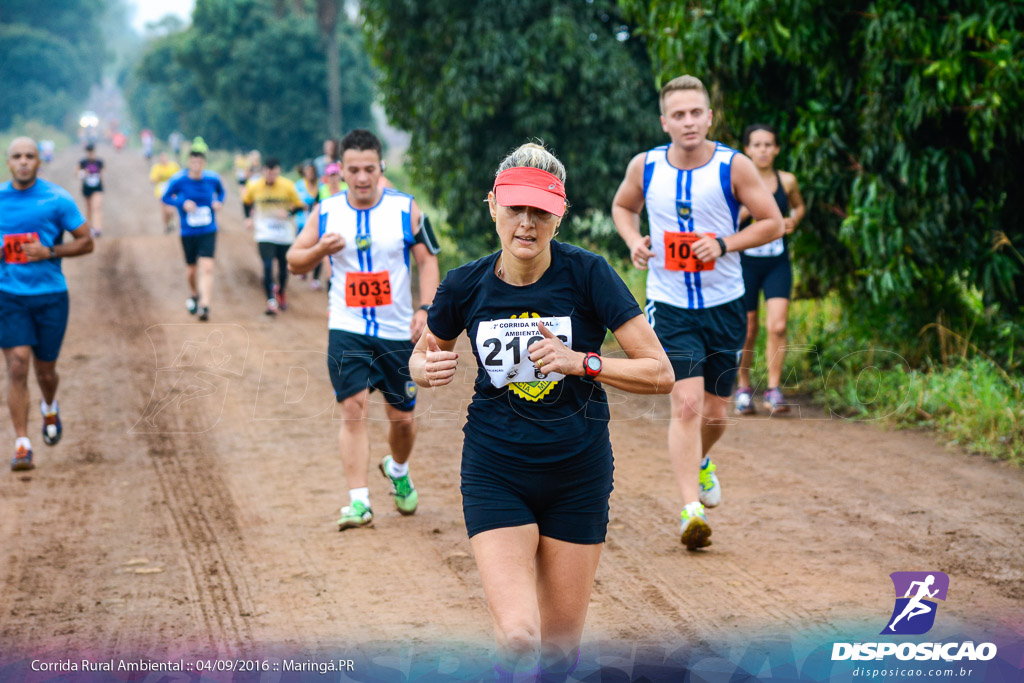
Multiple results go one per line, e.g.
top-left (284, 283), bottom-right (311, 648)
top-left (1, 147), bottom-right (1021, 667)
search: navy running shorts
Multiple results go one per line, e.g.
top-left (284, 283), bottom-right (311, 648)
top-left (741, 253), bottom-right (792, 312)
top-left (327, 328), bottom-right (417, 411)
top-left (461, 439), bottom-right (614, 545)
top-left (181, 232), bottom-right (217, 265)
top-left (0, 291), bottom-right (70, 362)
top-left (646, 296), bottom-right (746, 397)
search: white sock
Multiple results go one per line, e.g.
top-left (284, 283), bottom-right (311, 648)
top-left (387, 458), bottom-right (409, 478)
top-left (15, 437), bottom-right (31, 451)
top-left (41, 399), bottom-right (58, 415)
top-left (349, 487), bottom-right (370, 508)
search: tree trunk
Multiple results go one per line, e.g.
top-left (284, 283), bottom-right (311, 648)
top-left (316, 0), bottom-right (342, 137)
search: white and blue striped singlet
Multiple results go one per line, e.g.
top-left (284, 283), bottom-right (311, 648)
top-left (643, 143), bottom-right (745, 310)
top-left (321, 189), bottom-right (416, 340)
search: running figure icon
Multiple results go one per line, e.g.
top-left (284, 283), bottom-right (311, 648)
top-left (887, 574), bottom-right (938, 632)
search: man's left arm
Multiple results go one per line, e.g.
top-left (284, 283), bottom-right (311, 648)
top-left (409, 201), bottom-right (439, 343)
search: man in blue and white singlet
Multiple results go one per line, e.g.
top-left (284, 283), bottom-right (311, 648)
top-left (286, 129), bottom-right (439, 531)
top-left (612, 75), bottom-right (784, 550)
top-left (1, 137), bottom-right (94, 471)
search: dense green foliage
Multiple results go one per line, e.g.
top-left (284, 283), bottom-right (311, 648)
top-left (0, 0), bottom-right (109, 129)
top-left (620, 0), bottom-right (1024, 365)
top-left (362, 0), bottom-right (664, 255)
top-left (127, 0), bottom-right (374, 164)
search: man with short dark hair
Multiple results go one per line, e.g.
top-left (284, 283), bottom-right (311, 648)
top-left (162, 138), bottom-right (224, 321)
top-left (242, 157), bottom-right (305, 315)
top-left (288, 129), bottom-right (440, 530)
top-left (1, 137), bottom-right (94, 471)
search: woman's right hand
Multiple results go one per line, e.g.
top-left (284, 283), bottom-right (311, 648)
top-left (424, 333), bottom-right (458, 387)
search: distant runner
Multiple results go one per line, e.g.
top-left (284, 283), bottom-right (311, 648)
top-left (150, 152), bottom-right (181, 234)
top-left (734, 123), bottom-right (805, 415)
top-left (77, 144), bottom-right (104, 238)
top-left (161, 138), bottom-right (224, 322)
top-left (242, 157), bottom-right (305, 315)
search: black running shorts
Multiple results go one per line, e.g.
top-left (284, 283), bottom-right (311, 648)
top-left (461, 439), bottom-right (614, 545)
top-left (326, 328), bottom-right (417, 411)
top-left (645, 296), bottom-right (747, 397)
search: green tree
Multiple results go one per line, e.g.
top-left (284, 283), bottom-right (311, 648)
top-left (620, 0), bottom-right (1024, 360)
top-left (124, 30), bottom-right (242, 150)
top-left (172, 0), bottom-right (374, 163)
top-left (361, 0), bottom-right (664, 256)
top-left (0, 0), bottom-right (110, 129)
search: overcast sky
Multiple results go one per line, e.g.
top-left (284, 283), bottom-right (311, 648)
top-left (130, 0), bottom-right (195, 32)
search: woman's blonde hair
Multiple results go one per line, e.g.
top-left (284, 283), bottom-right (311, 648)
top-left (496, 141), bottom-right (566, 183)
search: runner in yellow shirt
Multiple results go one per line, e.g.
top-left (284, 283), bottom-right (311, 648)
top-left (241, 157), bottom-right (306, 314)
top-left (149, 152), bottom-right (181, 233)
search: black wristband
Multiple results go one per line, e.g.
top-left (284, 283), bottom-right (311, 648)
top-left (716, 237), bottom-right (728, 256)
top-left (49, 246), bottom-right (57, 259)
top-left (419, 304), bottom-right (430, 312)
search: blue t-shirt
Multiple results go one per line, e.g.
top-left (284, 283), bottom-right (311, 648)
top-left (428, 241), bottom-right (641, 463)
top-left (0, 179), bottom-right (85, 296)
top-left (162, 171), bottom-right (226, 236)
top-left (295, 179), bottom-right (317, 232)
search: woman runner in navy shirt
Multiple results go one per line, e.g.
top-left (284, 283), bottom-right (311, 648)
top-left (410, 143), bottom-right (673, 681)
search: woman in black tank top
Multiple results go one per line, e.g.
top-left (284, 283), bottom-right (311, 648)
top-left (734, 124), bottom-right (805, 414)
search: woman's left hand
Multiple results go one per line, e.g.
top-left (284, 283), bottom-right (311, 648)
top-left (528, 321), bottom-right (584, 376)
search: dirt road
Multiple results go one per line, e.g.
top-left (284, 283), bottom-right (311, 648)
top-left (1, 147), bottom-right (1021, 678)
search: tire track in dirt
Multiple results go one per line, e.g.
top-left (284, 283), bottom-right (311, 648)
top-left (94, 220), bottom-right (256, 651)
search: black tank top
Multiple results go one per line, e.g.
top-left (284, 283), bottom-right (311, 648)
top-left (740, 170), bottom-right (789, 259)
top-left (771, 170), bottom-right (789, 217)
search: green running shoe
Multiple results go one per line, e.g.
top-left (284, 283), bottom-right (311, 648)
top-left (379, 455), bottom-right (418, 515)
top-left (698, 457), bottom-right (721, 508)
top-left (337, 500), bottom-right (373, 530)
top-left (680, 501), bottom-right (712, 550)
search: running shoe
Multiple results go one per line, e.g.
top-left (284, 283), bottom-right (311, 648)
top-left (265, 298), bottom-right (279, 316)
top-left (378, 455), bottom-right (419, 515)
top-left (187, 296), bottom-right (199, 315)
top-left (763, 387), bottom-right (790, 414)
top-left (91, 228), bottom-right (102, 238)
top-left (11, 445), bottom-right (34, 472)
top-left (310, 279), bottom-right (322, 291)
top-left (680, 501), bottom-right (712, 550)
top-left (276, 290), bottom-right (287, 311)
top-left (198, 306), bottom-right (210, 322)
top-left (337, 500), bottom-right (374, 530)
top-left (734, 386), bottom-right (755, 415)
top-left (698, 457), bottom-right (721, 508)
top-left (41, 401), bottom-right (62, 446)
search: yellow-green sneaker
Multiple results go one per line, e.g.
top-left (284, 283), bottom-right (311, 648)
top-left (337, 500), bottom-right (373, 530)
top-left (379, 455), bottom-right (418, 515)
top-left (698, 457), bottom-right (721, 508)
top-left (680, 501), bottom-right (712, 550)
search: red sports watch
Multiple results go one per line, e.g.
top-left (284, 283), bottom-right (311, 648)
top-left (583, 352), bottom-right (602, 378)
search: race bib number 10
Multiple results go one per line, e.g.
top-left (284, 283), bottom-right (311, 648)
top-left (664, 231), bottom-right (716, 273)
top-left (345, 271), bottom-right (392, 307)
top-left (475, 316), bottom-right (573, 388)
top-left (3, 232), bottom-right (38, 264)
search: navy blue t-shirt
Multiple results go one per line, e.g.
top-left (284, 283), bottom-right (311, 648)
top-left (428, 241), bottom-right (641, 463)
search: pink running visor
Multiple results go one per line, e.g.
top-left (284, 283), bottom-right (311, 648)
top-left (493, 167), bottom-right (566, 217)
